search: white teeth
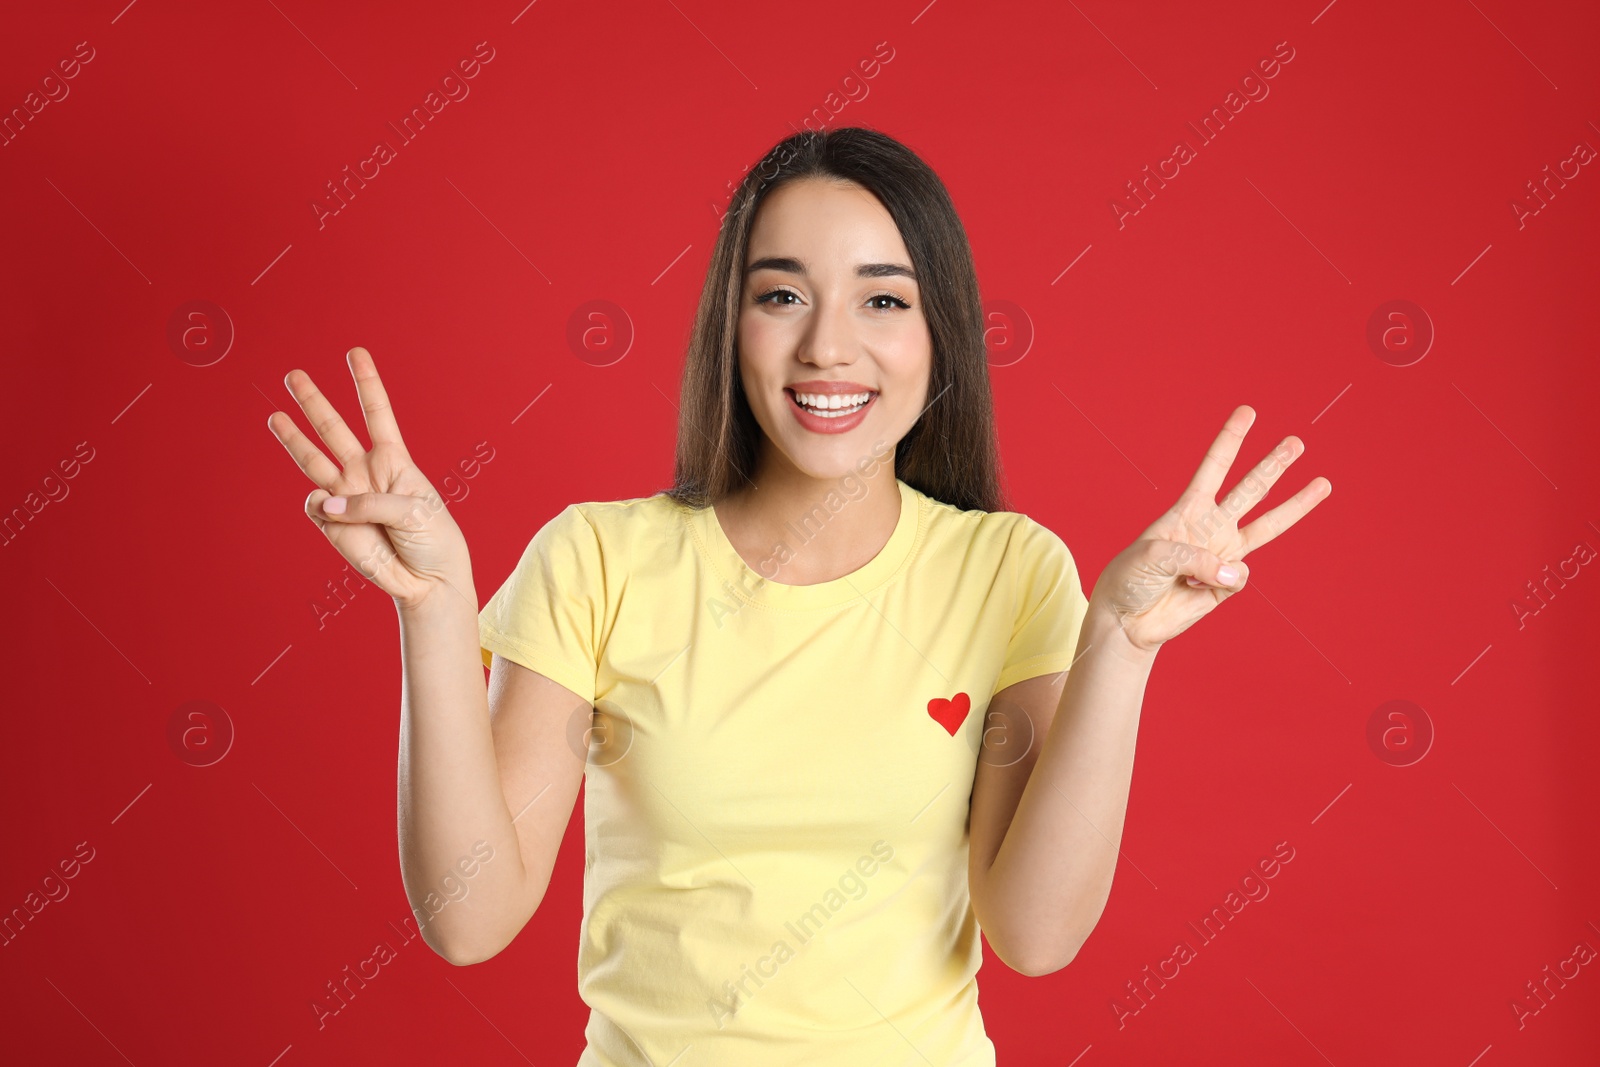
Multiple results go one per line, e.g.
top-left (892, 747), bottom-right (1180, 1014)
top-left (794, 391), bottom-right (872, 414)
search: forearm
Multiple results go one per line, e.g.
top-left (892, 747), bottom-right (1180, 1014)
top-left (976, 596), bottom-right (1156, 975)
top-left (395, 579), bottom-right (528, 963)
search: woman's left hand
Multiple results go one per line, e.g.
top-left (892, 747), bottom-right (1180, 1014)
top-left (1093, 405), bottom-right (1332, 655)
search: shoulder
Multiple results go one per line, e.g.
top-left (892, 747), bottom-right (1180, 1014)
top-left (536, 492), bottom-right (693, 569)
top-left (913, 488), bottom-right (1066, 566)
top-left (565, 491), bottom-right (690, 538)
top-left (507, 493), bottom-right (689, 601)
top-left (909, 489), bottom-right (1082, 617)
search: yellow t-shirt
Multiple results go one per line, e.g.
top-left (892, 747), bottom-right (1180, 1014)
top-left (477, 477), bottom-right (1089, 1067)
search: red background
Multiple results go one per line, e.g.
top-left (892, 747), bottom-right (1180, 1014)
top-left (3, 1), bottom-right (1597, 1064)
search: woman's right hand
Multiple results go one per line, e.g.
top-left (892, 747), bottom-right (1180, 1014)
top-left (268, 346), bottom-right (473, 611)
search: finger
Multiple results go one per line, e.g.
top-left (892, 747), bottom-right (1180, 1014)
top-left (1180, 405), bottom-right (1256, 505)
top-left (348, 346), bottom-right (407, 451)
top-left (1217, 435), bottom-right (1303, 523)
top-left (1143, 540), bottom-right (1246, 588)
top-left (285, 367), bottom-right (368, 467)
top-left (1239, 476), bottom-right (1333, 555)
top-left (315, 489), bottom-right (442, 530)
top-left (1173, 549), bottom-right (1248, 590)
top-left (268, 410), bottom-right (343, 491)
top-left (304, 488), bottom-right (332, 531)
top-left (1146, 538), bottom-right (1236, 585)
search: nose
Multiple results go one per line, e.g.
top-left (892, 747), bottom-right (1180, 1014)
top-left (798, 294), bottom-right (857, 369)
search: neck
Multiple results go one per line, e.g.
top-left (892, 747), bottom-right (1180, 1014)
top-left (716, 451), bottom-right (901, 587)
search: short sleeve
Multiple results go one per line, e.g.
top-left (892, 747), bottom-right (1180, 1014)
top-left (478, 503), bottom-right (603, 705)
top-left (992, 517), bottom-right (1091, 696)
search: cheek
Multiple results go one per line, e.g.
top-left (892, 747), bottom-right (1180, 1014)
top-left (880, 328), bottom-right (932, 386)
top-left (736, 317), bottom-right (788, 384)
top-left (739, 309), bottom-right (784, 350)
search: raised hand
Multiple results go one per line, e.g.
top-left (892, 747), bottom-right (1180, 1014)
top-left (267, 346), bottom-right (473, 611)
top-left (1093, 405), bottom-right (1332, 654)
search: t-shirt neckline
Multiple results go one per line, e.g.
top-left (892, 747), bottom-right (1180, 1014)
top-left (688, 477), bottom-right (922, 612)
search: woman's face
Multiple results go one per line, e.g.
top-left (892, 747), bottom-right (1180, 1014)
top-left (737, 177), bottom-right (932, 482)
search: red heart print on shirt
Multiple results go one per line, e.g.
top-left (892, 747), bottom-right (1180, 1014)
top-left (927, 692), bottom-right (971, 736)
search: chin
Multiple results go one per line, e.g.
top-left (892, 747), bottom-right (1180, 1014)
top-left (782, 434), bottom-right (898, 481)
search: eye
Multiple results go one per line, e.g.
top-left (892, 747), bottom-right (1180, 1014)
top-left (753, 288), bottom-right (913, 311)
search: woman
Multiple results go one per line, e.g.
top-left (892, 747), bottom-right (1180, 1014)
top-left (267, 126), bottom-right (1330, 1065)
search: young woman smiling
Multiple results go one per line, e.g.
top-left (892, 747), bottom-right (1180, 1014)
top-left (267, 127), bottom-right (1331, 1066)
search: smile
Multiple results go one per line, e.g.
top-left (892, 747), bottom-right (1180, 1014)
top-left (784, 388), bottom-right (877, 433)
top-left (793, 390), bottom-right (872, 415)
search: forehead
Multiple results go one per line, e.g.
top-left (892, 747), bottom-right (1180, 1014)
top-left (745, 178), bottom-right (910, 268)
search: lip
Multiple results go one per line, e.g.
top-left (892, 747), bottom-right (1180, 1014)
top-left (787, 379), bottom-right (876, 395)
top-left (785, 385), bottom-right (876, 434)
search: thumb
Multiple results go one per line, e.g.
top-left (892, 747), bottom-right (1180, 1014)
top-left (305, 489), bottom-right (441, 530)
top-left (1177, 548), bottom-right (1249, 590)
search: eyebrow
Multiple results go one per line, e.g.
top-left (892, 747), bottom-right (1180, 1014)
top-left (744, 256), bottom-right (917, 282)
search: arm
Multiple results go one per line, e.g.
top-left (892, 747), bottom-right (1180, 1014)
top-left (266, 346), bottom-right (585, 968)
top-left (967, 599), bottom-right (1154, 977)
top-left (397, 586), bottom-right (588, 966)
top-left (968, 405), bottom-right (1331, 976)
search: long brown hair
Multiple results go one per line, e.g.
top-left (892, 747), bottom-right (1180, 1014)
top-left (662, 126), bottom-right (1009, 514)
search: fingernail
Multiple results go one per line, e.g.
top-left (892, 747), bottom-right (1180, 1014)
top-left (1217, 565), bottom-right (1238, 583)
top-left (324, 496), bottom-right (346, 515)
